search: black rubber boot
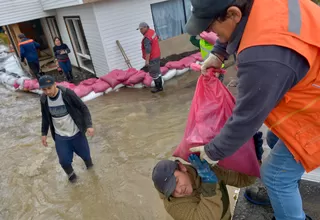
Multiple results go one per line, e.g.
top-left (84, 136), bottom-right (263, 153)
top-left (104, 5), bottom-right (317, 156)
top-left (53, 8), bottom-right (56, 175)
top-left (151, 77), bottom-right (163, 93)
top-left (62, 165), bottom-right (77, 183)
top-left (84, 159), bottom-right (93, 169)
top-left (244, 186), bottom-right (271, 206)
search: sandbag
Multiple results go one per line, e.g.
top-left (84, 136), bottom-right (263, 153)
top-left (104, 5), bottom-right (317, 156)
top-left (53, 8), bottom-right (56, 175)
top-left (56, 81), bottom-right (76, 90)
top-left (124, 70), bottom-right (146, 86)
top-left (176, 68), bottom-right (189, 76)
top-left (165, 61), bottom-right (185, 70)
top-left (162, 69), bottom-right (177, 81)
top-left (179, 57), bottom-right (196, 68)
top-left (74, 84), bottom-right (93, 98)
top-left (92, 79), bottom-right (110, 93)
top-left (190, 52), bottom-right (203, 61)
top-left (16, 77), bottom-right (30, 89)
top-left (100, 71), bottom-right (122, 88)
top-left (24, 79), bottom-right (39, 90)
top-left (104, 87), bottom-right (113, 94)
top-left (80, 78), bottom-right (97, 86)
top-left (81, 91), bottom-right (103, 102)
top-left (127, 83), bottom-right (145, 89)
top-left (118, 68), bottom-right (138, 82)
top-left (161, 67), bottom-right (169, 75)
top-left (143, 74), bottom-right (154, 87)
top-left (114, 83), bottom-right (125, 91)
top-left (173, 71), bottom-right (260, 177)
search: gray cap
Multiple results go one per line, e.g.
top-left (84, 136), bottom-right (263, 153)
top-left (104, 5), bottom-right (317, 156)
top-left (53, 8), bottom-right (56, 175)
top-left (137, 22), bottom-right (149, 30)
top-left (39, 75), bottom-right (55, 89)
top-left (152, 160), bottom-right (178, 198)
top-left (185, 0), bottom-right (234, 36)
top-left (18, 33), bottom-right (26, 39)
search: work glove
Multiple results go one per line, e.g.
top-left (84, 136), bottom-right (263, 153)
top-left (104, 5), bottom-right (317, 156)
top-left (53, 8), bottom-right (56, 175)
top-left (253, 131), bottom-right (264, 161)
top-left (190, 146), bottom-right (219, 165)
top-left (201, 53), bottom-right (223, 75)
top-left (200, 31), bottom-right (218, 45)
top-left (188, 154), bottom-right (218, 183)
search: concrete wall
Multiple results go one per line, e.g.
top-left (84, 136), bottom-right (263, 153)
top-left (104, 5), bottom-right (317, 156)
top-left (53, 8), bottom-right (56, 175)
top-left (159, 34), bottom-right (197, 58)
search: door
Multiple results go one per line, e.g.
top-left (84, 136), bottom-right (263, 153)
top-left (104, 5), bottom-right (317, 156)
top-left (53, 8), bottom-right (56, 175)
top-left (64, 17), bottom-right (94, 74)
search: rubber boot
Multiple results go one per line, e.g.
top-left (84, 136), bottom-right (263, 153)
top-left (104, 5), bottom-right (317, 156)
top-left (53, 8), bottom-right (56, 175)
top-left (69, 72), bottom-right (74, 80)
top-left (84, 159), bottom-right (93, 169)
top-left (244, 186), bottom-right (271, 206)
top-left (151, 77), bottom-right (163, 93)
top-left (62, 165), bottom-right (77, 183)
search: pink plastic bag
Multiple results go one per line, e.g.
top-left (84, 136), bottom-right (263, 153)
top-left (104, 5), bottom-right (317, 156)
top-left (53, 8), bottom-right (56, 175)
top-left (56, 81), bottom-right (76, 90)
top-left (100, 71), bottom-right (122, 88)
top-left (180, 56), bottom-right (196, 68)
top-left (200, 31), bottom-right (218, 45)
top-left (118, 68), bottom-right (138, 82)
top-left (190, 52), bottom-right (203, 61)
top-left (124, 71), bottom-right (146, 86)
top-left (24, 79), bottom-right (39, 90)
top-left (74, 84), bottom-right (93, 98)
top-left (161, 67), bottom-right (169, 75)
top-left (165, 61), bottom-right (185, 69)
top-left (143, 74), bottom-right (153, 87)
top-left (80, 78), bottom-right (97, 86)
top-left (93, 79), bottom-right (110, 93)
top-left (173, 70), bottom-right (260, 177)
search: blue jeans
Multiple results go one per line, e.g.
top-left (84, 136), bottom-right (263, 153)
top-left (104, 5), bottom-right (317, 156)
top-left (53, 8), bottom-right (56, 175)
top-left (58, 60), bottom-right (72, 80)
top-left (261, 131), bottom-right (306, 220)
top-left (55, 132), bottom-right (91, 169)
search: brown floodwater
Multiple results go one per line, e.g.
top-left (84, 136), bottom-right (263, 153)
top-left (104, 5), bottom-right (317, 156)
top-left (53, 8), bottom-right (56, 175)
top-left (0, 70), bottom-right (217, 220)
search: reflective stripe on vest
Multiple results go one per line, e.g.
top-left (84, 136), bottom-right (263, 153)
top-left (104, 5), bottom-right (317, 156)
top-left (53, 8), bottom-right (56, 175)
top-left (288, 0), bottom-right (301, 35)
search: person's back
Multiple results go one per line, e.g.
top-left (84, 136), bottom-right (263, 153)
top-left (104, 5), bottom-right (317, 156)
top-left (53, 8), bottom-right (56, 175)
top-left (19, 36), bottom-right (40, 63)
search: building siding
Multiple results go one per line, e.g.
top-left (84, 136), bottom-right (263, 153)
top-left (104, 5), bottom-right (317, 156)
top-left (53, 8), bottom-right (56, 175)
top-left (55, 4), bottom-right (108, 77)
top-left (0, 0), bottom-right (54, 26)
top-left (40, 0), bottom-right (83, 11)
top-left (93, 0), bottom-right (167, 71)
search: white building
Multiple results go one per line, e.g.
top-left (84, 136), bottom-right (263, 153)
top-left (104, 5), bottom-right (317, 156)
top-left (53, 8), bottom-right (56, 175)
top-left (0, 0), bottom-right (193, 77)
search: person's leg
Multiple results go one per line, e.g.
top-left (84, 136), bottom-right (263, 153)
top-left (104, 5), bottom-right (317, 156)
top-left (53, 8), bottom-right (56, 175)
top-left (266, 130), bottom-right (279, 149)
top-left (55, 135), bottom-right (77, 182)
top-left (71, 133), bottom-right (93, 169)
top-left (58, 61), bottom-right (71, 81)
top-left (28, 61), bottom-right (40, 80)
top-left (148, 59), bottom-right (163, 93)
top-left (66, 60), bottom-right (73, 80)
top-left (261, 139), bottom-right (306, 220)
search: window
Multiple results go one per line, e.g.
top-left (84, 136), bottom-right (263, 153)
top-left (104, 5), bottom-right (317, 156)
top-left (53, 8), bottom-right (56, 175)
top-left (46, 17), bottom-right (60, 40)
top-left (64, 17), bottom-right (94, 74)
top-left (151, 0), bottom-right (192, 40)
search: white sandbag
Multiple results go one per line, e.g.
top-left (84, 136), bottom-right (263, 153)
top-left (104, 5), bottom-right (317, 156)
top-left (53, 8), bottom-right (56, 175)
top-left (127, 83), bottom-right (145, 89)
top-left (81, 91), bottom-right (104, 102)
top-left (5, 76), bottom-right (17, 86)
top-left (176, 68), bottom-right (190, 76)
top-left (162, 69), bottom-right (177, 81)
top-left (17, 77), bottom-right (30, 89)
top-left (104, 87), bottom-right (113, 94)
top-left (114, 83), bottom-right (125, 91)
top-left (30, 89), bottom-right (43, 95)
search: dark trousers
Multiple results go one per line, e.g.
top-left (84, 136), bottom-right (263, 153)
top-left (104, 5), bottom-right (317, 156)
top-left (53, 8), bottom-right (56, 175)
top-left (55, 132), bottom-right (91, 170)
top-left (148, 59), bottom-right (161, 79)
top-left (28, 61), bottom-right (40, 80)
top-left (58, 60), bottom-right (73, 80)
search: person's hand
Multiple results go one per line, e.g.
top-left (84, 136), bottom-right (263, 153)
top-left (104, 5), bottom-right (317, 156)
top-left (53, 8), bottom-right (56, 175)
top-left (201, 53), bottom-right (223, 75)
top-left (190, 146), bottom-right (219, 165)
top-left (253, 131), bottom-right (264, 161)
top-left (60, 50), bottom-right (66, 54)
top-left (188, 154), bottom-right (218, 183)
top-left (86, 128), bottom-right (95, 137)
top-left (41, 136), bottom-right (48, 147)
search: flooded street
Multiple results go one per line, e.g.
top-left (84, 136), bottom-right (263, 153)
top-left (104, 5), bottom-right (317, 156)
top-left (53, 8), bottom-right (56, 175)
top-left (0, 71), bottom-right (207, 220)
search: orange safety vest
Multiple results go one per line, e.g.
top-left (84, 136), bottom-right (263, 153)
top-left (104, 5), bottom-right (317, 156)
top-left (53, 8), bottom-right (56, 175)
top-left (141, 29), bottom-right (161, 60)
top-left (238, 0), bottom-right (320, 172)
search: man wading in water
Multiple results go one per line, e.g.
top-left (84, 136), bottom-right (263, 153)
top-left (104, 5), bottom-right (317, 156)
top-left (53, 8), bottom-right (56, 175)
top-left (39, 75), bottom-right (94, 182)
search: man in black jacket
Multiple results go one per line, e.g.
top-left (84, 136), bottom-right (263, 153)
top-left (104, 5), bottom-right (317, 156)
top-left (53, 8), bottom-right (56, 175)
top-left (40, 75), bottom-right (94, 182)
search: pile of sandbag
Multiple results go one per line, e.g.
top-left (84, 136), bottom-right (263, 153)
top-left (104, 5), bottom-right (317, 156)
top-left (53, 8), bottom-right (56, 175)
top-left (10, 52), bottom-right (204, 102)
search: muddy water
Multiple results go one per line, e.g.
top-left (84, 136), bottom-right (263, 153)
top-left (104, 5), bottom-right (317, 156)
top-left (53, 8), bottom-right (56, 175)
top-left (0, 71), bottom-right (212, 220)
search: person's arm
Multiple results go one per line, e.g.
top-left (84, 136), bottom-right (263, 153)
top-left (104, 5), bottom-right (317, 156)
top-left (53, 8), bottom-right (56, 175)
top-left (165, 182), bottom-right (224, 220)
top-left (64, 44), bottom-right (71, 54)
top-left (67, 89), bottom-right (92, 128)
top-left (204, 46), bottom-right (309, 161)
top-left (190, 36), bottom-right (200, 48)
top-left (213, 166), bottom-right (256, 188)
top-left (211, 39), bottom-right (229, 61)
top-left (41, 100), bottom-right (50, 136)
top-left (20, 46), bottom-right (25, 62)
top-left (34, 41), bottom-right (40, 49)
top-left (143, 38), bottom-right (151, 65)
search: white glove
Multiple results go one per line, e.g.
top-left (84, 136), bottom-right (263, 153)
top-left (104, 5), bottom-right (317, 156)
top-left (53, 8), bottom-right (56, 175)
top-left (201, 53), bottom-right (223, 75)
top-left (190, 146), bottom-right (219, 165)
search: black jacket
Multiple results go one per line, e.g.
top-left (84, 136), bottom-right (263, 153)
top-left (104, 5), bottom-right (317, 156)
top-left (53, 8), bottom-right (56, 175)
top-left (40, 86), bottom-right (92, 140)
